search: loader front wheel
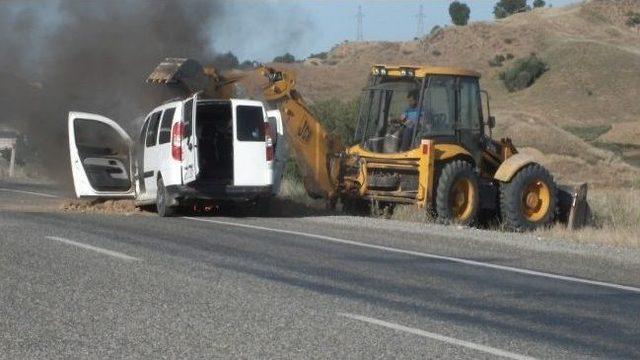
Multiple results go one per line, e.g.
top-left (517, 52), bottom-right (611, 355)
top-left (435, 160), bottom-right (479, 226)
top-left (500, 163), bottom-right (557, 231)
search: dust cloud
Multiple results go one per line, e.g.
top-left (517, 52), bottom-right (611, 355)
top-left (0, 0), bottom-right (222, 185)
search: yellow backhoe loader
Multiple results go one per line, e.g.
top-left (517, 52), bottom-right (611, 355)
top-left (148, 58), bottom-right (589, 231)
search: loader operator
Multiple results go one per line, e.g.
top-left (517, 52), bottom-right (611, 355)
top-left (399, 89), bottom-right (420, 151)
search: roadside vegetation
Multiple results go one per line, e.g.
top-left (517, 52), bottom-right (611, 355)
top-left (499, 54), bottom-right (548, 92)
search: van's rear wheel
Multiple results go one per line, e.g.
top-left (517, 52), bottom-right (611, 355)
top-left (500, 163), bottom-right (557, 231)
top-left (435, 160), bottom-right (479, 226)
top-left (156, 178), bottom-right (176, 217)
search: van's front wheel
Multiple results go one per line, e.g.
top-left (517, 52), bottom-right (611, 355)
top-left (156, 178), bottom-right (176, 217)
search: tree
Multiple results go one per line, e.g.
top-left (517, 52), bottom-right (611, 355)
top-left (212, 52), bottom-right (239, 70)
top-left (627, 12), bottom-right (640, 28)
top-left (533, 0), bottom-right (546, 8)
top-left (273, 52), bottom-right (296, 63)
top-left (449, 1), bottom-right (471, 26)
top-left (494, 0), bottom-right (527, 19)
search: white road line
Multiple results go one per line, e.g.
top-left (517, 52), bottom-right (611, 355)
top-left (45, 236), bottom-right (140, 262)
top-left (0, 187), bottom-right (60, 198)
top-left (339, 312), bottom-right (536, 360)
top-left (184, 217), bottom-right (640, 294)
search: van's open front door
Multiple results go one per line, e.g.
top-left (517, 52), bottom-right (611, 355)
top-left (182, 94), bottom-right (200, 184)
top-left (68, 112), bottom-right (135, 198)
top-left (267, 109), bottom-right (286, 194)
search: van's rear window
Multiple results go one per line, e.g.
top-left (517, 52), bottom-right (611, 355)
top-left (236, 106), bottom-right (265, 142)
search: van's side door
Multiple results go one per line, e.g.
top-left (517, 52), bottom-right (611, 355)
top-left (267, 109), bottom-right (286, 194)
top-left (143, 110), bottom-right (162, 196)
top-left (232, 100), bottom-right (270, 186)
top-left (67, 112), bottom-right (134, 198)
top-left (182, 94), bottom-right (199, 184)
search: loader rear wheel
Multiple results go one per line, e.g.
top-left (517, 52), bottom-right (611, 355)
top-left (500, 163), bottom-right (557, 231)
top-left (435, 160), bottom-right (479, 226)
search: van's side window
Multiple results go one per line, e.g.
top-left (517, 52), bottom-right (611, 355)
top-left (158, 108), bottom-right (175, 144)
top-left (145, 111), bottom-right (161, 147)
top-left (237, 106), bottom-right (265, 141)
top-left (184, 99), bottom-right (193, 138)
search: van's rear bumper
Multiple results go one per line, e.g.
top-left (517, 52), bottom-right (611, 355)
top-left (165, 183), bottom-right (272, 204)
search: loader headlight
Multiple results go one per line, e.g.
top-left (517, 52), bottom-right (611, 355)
top-left (401, 68), bottom-right (415, 77)
top-left (380, 68), bottom-right (387, 75)
top-left (372, 68), bottom-right (380, 75)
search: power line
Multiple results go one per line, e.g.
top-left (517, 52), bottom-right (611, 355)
top-left (415, 4), bottom-right (425, 38)
top-left (356, 5), bottom-right (364, 41)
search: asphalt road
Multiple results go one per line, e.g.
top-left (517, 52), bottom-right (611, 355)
top-left (1, 180), bottom-right (639, 359)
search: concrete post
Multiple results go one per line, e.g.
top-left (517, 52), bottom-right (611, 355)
top-left (9, 144), bottom-right (15, 178)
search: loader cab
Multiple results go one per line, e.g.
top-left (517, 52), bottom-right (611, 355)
top-left (354, 65), bottom-right (487, 160)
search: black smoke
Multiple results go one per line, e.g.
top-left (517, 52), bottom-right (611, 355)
top-left (0, 0), bottom-right (222, 184)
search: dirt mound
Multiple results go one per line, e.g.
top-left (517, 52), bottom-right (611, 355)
top-left (60, 199), bottom-right (145, 215)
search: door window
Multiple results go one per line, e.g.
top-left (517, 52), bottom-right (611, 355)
top-left (73, 118), bottom-right (131, 192)
top-left (415, 76), bottom-right (456, 139)
top-left (236, 106), bottom-right (265, 141)
top-left (458, 77), bottom-right (482, 132)
top-left (183, 99), bottom-right (193, 138)
top-left (158, 108), bottom-right (175, 144)
top-left (145, 111), bottom-right (161, 147)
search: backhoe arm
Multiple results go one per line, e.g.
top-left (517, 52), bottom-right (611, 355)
top-left (260, 66), bottom-right (342, 200)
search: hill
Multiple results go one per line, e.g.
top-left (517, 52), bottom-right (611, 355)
top-left (271, 0), bottom-right (640, 187)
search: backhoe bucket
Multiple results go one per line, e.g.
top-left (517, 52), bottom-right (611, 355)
top-left (147, 58), bottom-right (218, 97)
top-left (557, 183), bottom-right (590, 230)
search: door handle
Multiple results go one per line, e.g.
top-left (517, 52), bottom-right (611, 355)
top-left (188, 143), bottom-right (193, 150)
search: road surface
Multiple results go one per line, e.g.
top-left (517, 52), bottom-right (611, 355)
top-left (1, 180), bottom-right (639, 359)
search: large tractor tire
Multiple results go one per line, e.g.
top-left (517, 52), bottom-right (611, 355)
top-left (435, 160), bottom-right (480, 226)
top-left (500, 163), bottom-right (557, 231)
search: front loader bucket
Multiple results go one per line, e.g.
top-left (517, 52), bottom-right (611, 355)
top-left (147, 58), bottom-right (218, 97)
top-left (557, 183), bottom-right (590, 230)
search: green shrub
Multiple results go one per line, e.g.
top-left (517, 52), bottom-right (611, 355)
top-left (499, 54), bottom-right (548, 92)
top-left (432, 49), bottom-right (442, 56)
top-left (506, 53), bottom-right (515, 60)
top-left (533, 0), bottom-right (545, 8)
top-left (563, 125), bottom-right (611, 142)
top-left (489, 54), bottom-right (506, 67)
top-left (273, 52), bottom-right (296, 63)
top-left (627, 12), bottom-right (640, 27)
top-left (309, 51), bottom-right (328, 60)
top-left (494, 0), bottom-right (527, 19)
top-left (504, 38), bottom-right (513, 44)
top-left (309, 98), bottom-right (359, 145)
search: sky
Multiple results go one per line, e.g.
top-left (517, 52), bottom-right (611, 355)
top-left (211, 0), bottom-right (581, 62)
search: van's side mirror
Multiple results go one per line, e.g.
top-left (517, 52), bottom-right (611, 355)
top-left (488, 116), bottom-right (496, 129)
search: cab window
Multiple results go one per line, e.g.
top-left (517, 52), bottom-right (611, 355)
top-left (145, 111), bottom-right (161, 147)
top-left (415, 75), bottom-right (456, 139)
top-left (458, 77), bottom-right (482, 131)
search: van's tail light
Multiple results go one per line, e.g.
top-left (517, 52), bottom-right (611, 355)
top-left (171, 121), bottom-right (183, 161)
top-left (264, 122), bottom-right (274, 162)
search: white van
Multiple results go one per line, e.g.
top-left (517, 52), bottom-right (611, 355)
top-left (68, 94), bottom-right (285, 216)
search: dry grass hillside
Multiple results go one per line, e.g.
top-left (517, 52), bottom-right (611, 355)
top-left (276, 0), bottom-right (640, 188)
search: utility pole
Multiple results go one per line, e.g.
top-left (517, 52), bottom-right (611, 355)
top-left (356, 5), bottom-right (364, 41)
top-left (415, 4), bottom-right (425, 38)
